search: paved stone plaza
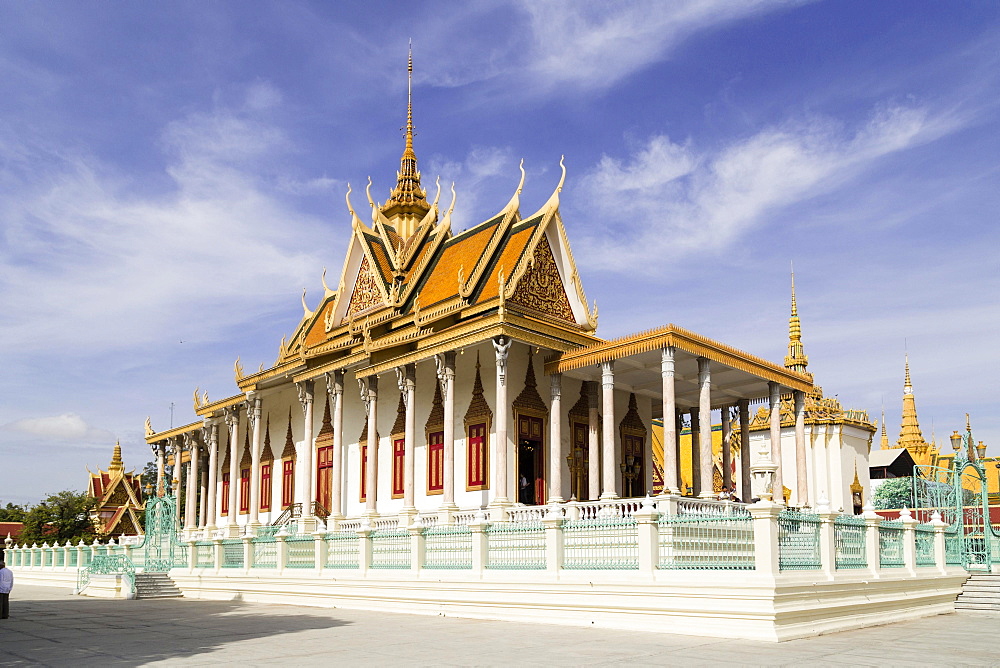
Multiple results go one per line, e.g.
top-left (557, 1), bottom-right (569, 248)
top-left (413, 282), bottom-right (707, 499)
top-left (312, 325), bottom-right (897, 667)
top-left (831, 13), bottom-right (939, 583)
top-left (1, 585), bottom-right (997, 666)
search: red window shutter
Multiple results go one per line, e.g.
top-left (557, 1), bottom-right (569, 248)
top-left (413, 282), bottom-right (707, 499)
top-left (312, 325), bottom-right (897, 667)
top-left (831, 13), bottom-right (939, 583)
top-left (392, 438), bottom-right (405, 497)
top-left (467, 423), bottom-right (487, 488)
top-left (239, 468), bottom-right (250, 513)
top-left (428, 431), bottom-right (444, 492)
top-left (282, 460), bottom-right (294, 509)
top-left (360, 444), bottom-right (367, 501)
top-left (221, 473), bottom-right (230, 515)
top-left (260, 463), bottom-right (272, 511)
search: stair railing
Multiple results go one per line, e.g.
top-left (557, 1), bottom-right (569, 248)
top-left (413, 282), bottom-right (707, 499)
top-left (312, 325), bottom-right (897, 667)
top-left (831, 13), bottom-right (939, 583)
top-left (77, 554), bottom-right (136, 598)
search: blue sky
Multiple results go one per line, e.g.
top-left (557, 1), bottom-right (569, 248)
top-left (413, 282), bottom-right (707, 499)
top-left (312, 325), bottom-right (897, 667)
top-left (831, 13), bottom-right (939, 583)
top-left (1, 1), bottom-right (998, 505)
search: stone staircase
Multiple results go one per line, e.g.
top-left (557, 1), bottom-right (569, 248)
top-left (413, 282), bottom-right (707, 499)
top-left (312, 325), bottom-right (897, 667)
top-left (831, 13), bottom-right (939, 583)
top-left (133, 573), bottom-right (183, 600)
top-left (956, 573), bottom-right (1000, 612)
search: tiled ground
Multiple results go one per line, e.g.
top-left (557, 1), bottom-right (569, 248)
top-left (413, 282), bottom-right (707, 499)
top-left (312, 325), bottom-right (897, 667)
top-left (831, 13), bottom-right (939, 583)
top-left (1, 584), bottom-right (997, 666)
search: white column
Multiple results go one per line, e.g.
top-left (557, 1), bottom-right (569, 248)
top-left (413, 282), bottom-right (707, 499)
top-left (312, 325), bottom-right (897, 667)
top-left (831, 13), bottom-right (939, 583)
top-left (328, 371), bottom-right (345, 519)
top-left (205, 423), bottom-right (219, 531)
top-left (248, 395), bottom-right (263, 527)
top-left (769, 381), bottom-right (783, 505)
top-left (661, 347), bottom-right (679, 495)
top-left (173, 439), bottom-right (183, 528)
top-left (199, 463), bottom-right (208, 529)
top-left (721, 405), bottom-right (733, 495)
top-left (697, 357), bottom-right (714, 499)
top-left (156, 443), bottom-right (166, 497)
top-left (296, 381), bottom-right (315, 521)
top-left (185, 435), bottom-right (198, 530)
top-left (689, 409), bottom-right (700, 496)
top-left (600, 360), bottom-right (617, 499)
top-left (739, 399), bottom-right (751, 502)
top-left (491, 337), bottom-right (512, 513)
top-left (794, 389), bottom-right (808, 508)
top-left (437, 352), bottom-right (458, 511)
top-left (398, 364), bottom-right (417, 517)
top-left (549, 373), bottom-right (563, 504)
top-left (225, 407), bottom-right (241, 535)
top-left (588, 382), bottom-right (600, 501)
top-left (362, 376), bottom-right (379, 516)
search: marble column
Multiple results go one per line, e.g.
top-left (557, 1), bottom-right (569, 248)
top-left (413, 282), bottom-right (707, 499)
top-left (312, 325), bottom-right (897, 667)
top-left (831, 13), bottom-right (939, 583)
top-left (184, 435), bottom-right (198, 531)
top-left (491, 337), bottom-right (512, 512)
top-left (328, 371), bottom-right (345, 519)
top-left (769, 381), bottom-right (783, 505)
top-left (738, 399), bottom-right (751, 502)
top-left (248, 395), bottom-right (263, 527)
top-left (398, 364), bottom-right (416, 518)
top-left (697, 358), bottom-right (714, 499)
top-left (173, 439), bottom-right (183, 529)
top-left (549, 373), bottom-right (564, 504)
top-left (296, 381), bottom-right (315, 522)
top-left (721, 405), bottom-right (733, 495)
top-left (437, 352), bottom-right (458, 512)
top-left (156, 442), bottom-right (166, 497)
top-left (224, 407), bottom-right (241, 535)
top-left (689, 409), bottom-right (700, 496)
top-left (794, 390), bottom-right (808, 508)
top-left (600, 361), bottom-right (618, 499)
top-left (204, 423), bottom-right (217, 530)
top-left (361, 377), bottom-right (379, 516)
top-left (588, 382), bottom-right (600, 501)
top-left (661, 347), bottom-right (679, 495)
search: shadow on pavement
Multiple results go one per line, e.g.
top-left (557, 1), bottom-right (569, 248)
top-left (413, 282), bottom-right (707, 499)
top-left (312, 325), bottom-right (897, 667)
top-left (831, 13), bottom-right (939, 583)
top-left (2, 586), bottom-right (351, 666)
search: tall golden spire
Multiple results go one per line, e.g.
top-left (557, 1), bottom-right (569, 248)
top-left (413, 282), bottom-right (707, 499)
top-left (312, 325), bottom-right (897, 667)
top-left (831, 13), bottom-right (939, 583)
top-left (897, 354), bottom-right (926, 450)
top-left (381, 41), bottom-right (430, 233)
top-left (880, 409), bottom-right (890, 449)
top-left (109, 440), bottom-right (124, 478)
top-left (783, 266), bottom-right (809, 374)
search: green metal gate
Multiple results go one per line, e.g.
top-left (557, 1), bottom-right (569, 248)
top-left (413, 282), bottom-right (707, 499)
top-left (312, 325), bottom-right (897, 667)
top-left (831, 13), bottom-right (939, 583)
top-left (914, 457), bottom-right (997, 571)
top-left (139, 494), bottom-right (187, 572)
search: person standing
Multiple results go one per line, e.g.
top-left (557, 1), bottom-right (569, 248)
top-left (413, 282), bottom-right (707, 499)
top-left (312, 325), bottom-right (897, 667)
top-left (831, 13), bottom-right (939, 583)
top-left (0, 561), bottom-right (12, 619)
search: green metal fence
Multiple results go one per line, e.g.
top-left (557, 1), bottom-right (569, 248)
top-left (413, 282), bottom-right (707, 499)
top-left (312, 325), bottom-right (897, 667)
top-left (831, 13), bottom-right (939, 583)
top-left (778, 510), bottom-right (822, 570)
top-left (221, 539), bottom-right (244, 568)
top-left (657, 514), bottom-right (754, 570)
top-left (878, 520), bottom-right (905, 568)
top-left (915, 525), bottom-right (936, 567)
top-left (324, 531), bottom-right (360, 569)
top-left (423, 525), bottom-right (473, 570)
top-left (485, 521), bottom-right (546, 570)
top-left (834, 515), bottom-right (867, 570)
top-left (194, 541), bottom-right (214, 568)
top-left (944, 525), bottom-right (964, 565)
top-left (563, 517), bottom-right (639, 570)
top-left (285, 535), bottom-right (316, 569)
top-left (370, 528), bottom-right (411, 569)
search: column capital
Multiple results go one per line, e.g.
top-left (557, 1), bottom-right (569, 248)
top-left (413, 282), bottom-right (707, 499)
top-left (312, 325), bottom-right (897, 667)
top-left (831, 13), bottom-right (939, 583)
top-left (600, 360), bottom-right (614, 388)
top-left (296, 380), bottom-right (315, 415)
top-left (550, 372), bottom-right (562, 400)
top-left (325, 369), bottom-right (344, 399)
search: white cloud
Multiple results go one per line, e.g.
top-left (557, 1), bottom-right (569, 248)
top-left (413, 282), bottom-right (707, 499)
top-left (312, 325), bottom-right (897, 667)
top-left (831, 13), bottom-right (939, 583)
top-left (519, 0), bottom-right (809, 92)
top-left (2, 413), bottom-right (114, 443)
top-left (427, 145), bottom-right (516, 231)
top-left (0, 87), bottom-right (332, 356)
top-left (573, 104), bottom-right (957, 272)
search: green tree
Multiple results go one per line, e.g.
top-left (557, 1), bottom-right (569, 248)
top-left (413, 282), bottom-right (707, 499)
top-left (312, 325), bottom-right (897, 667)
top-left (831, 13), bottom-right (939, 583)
top-left (872, 477), bottom-right (914, 510)
top-left (19, 490), bottom-right (99, 545)
top-left (139, 460), bottom-right (158, 497)
top-left (0, 501), bottom-right (27, 522)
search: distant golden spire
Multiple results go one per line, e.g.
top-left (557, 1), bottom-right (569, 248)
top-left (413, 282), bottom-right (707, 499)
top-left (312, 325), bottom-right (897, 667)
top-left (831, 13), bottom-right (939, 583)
top-left (109, 440), bottom-right (124, 478)
top-left (381, 41), bottom-right (430, 230)
top-left (783, 266), bottom-right (809, 374)
top-left (897, 354), bottom-right (926, 450)
top-left (880, 409), bottom-right (890, 449)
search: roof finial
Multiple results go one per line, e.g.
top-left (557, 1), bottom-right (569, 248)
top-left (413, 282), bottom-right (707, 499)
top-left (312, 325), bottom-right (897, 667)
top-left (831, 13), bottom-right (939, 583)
top-left (381, 40), bottom-right (429, 232)
top-left (897, 353), bottom-right (926, 450)
top-left (109, 440), bottom-right (124, 477)
top-left (783, 262), bottom-right (809, 374)
top-left (880, 406), bottom-right (889, 449)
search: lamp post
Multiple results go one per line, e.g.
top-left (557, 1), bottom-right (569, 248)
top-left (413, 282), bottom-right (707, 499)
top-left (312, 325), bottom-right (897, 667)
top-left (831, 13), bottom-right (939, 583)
top-left (949, 413), bottom-right (983, 463)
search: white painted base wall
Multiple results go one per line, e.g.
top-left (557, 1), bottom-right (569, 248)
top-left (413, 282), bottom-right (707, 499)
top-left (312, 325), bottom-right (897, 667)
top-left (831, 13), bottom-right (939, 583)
top-left (169, 568), bottom-right (967, 642)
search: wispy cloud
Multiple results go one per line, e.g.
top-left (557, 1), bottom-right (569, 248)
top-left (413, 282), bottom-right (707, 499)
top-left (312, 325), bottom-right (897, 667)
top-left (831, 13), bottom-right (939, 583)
top-left (427, 145), bottom-right (516, 231)
top-left (0, 83), bottom-right (332, 356)
top-left (2, 413), bottom-right (114, 444)
top-left (572, 104), bottom-right (960, 272)
top-left (519, 0), bottom-right (810, 92)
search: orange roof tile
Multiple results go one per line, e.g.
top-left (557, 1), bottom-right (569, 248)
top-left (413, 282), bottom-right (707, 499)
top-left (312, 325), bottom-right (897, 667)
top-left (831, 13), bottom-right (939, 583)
top-left (477, 224), bottom-right (536, 303)
top-left (419, 223), bottom-right (497, 307)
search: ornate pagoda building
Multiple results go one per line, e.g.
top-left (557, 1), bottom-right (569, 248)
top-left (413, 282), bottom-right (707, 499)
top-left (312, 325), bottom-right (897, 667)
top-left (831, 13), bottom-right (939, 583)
top-left (145, 53), bottom-right (821, 537)
top-left (87, 442), bottom-right (144, 538)
top-left (743, 274), bottom-right (877, 512)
